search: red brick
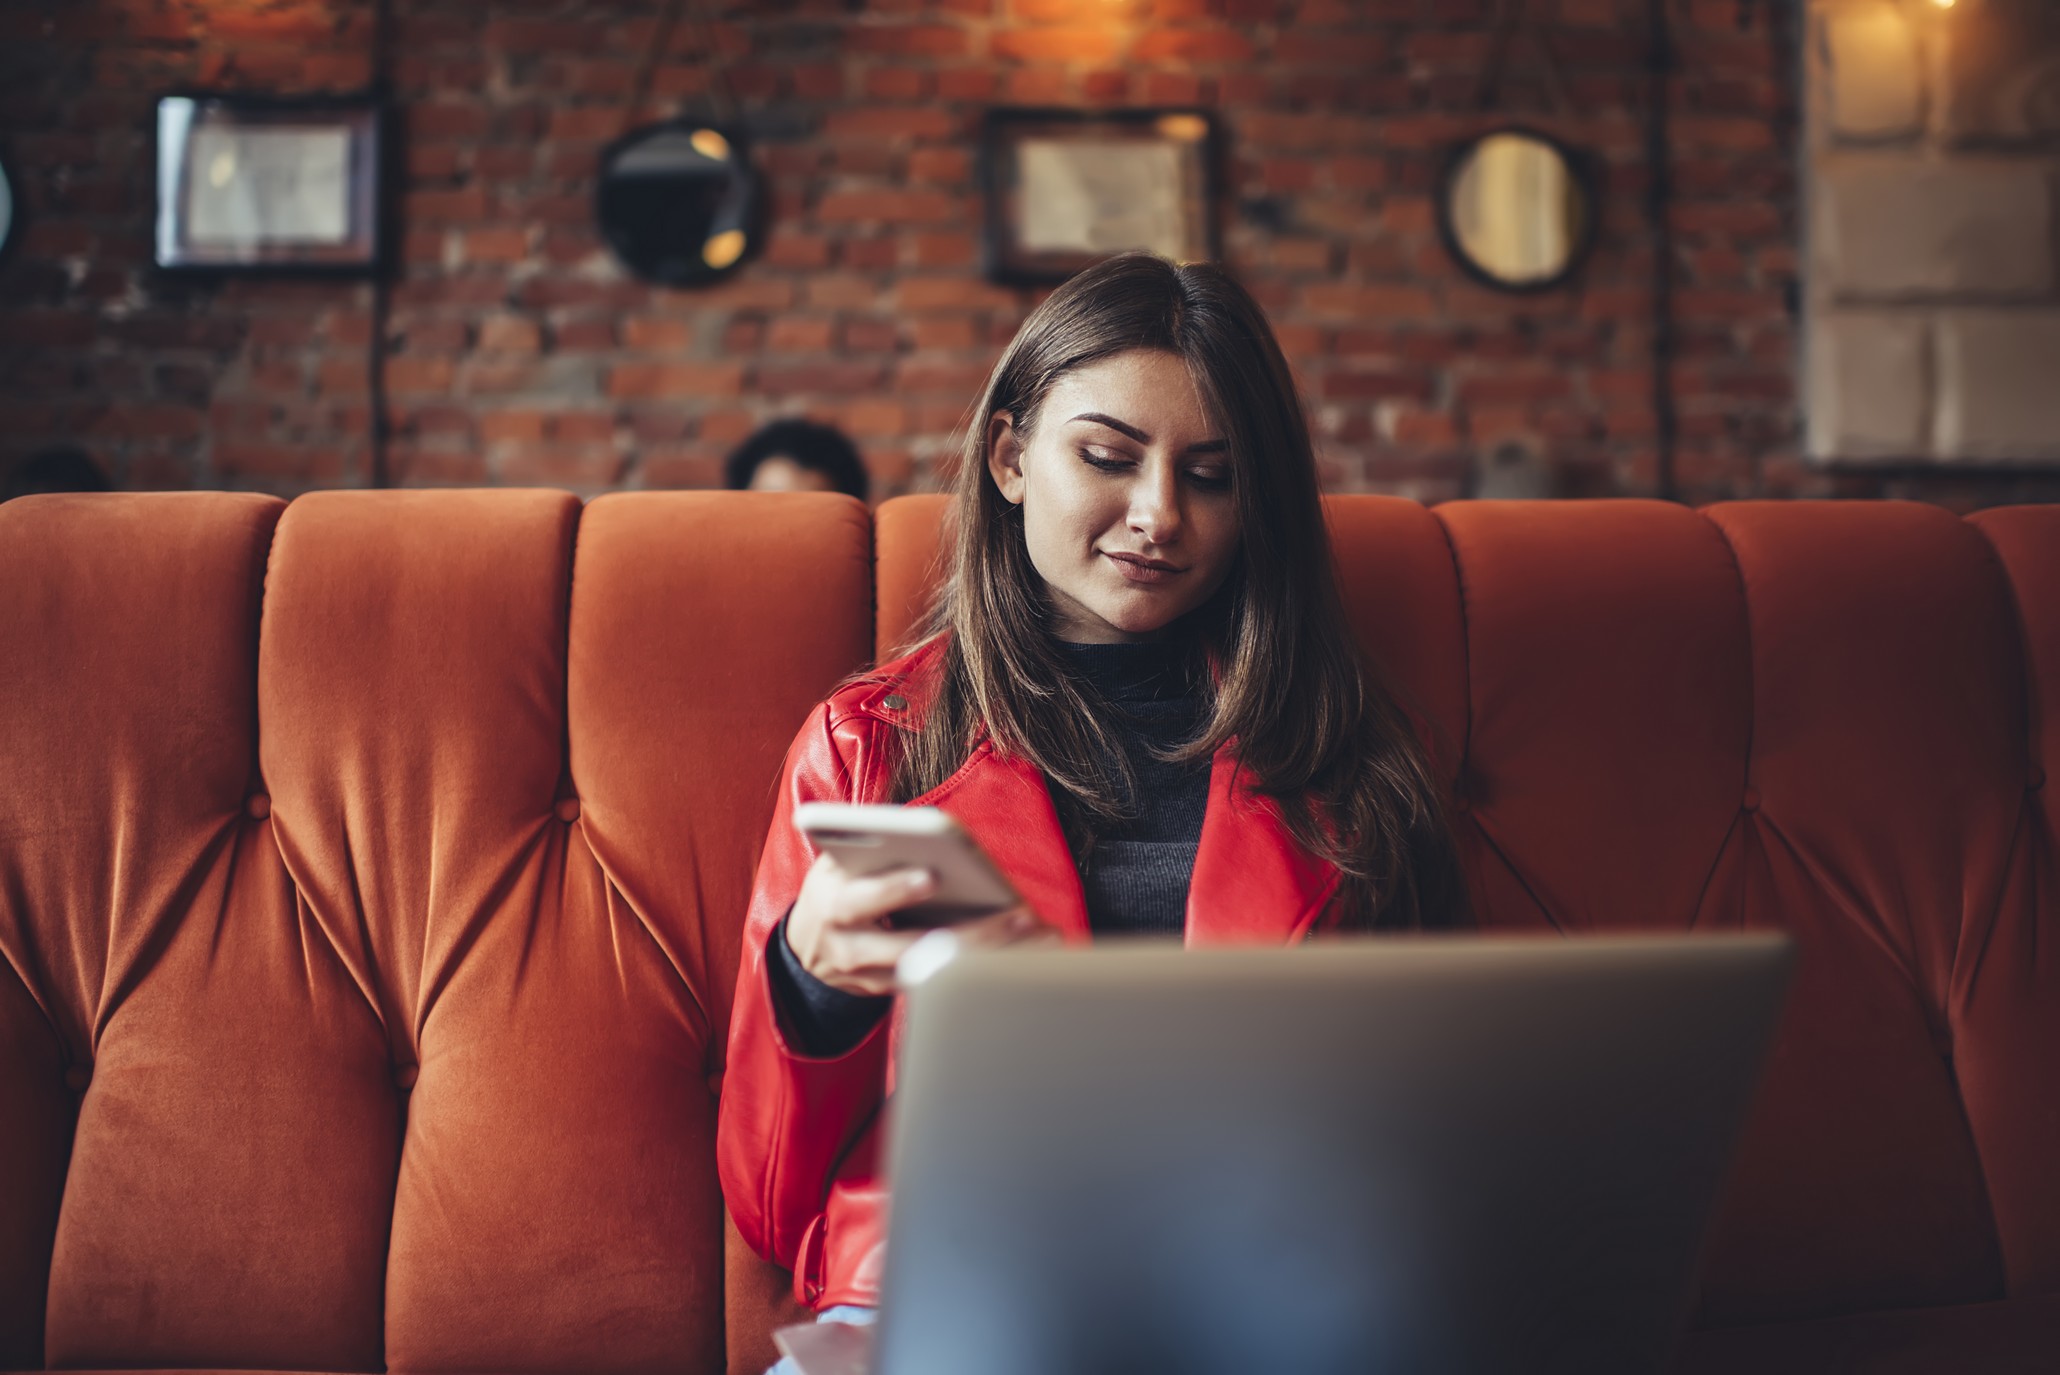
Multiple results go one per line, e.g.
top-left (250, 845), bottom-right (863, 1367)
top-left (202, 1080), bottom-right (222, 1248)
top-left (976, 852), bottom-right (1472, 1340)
top-left (792, 63), bottom-right (845, 99)
top-left (816, 189), bottom-right (961, 224)
top-left (888, 363), bottom-right (991, 408)
top-left (754, 363), bottom-right (890, 396)
top-left (1299, 283), bottom-right (1440, 320)
top-left (1141, 72), bottom-right (1208, 104)
top-left (936, 66), bottom-right (998, 100)
top-left (842, 238), bottom-right (900, 270)
top-left (908, 149), bottom-right (973, 186)
top-left (847, 25), bottom-right (969, 57)
top-left (477, 314), bottom-right (543, 355)
top-left (553, 319), bottom-right (616, 353)
top-left (606, 363), bottom-right (746, 399)
top-left (897, 277), bottom-right (1018, 312)
top-left (620, 317), bottom-right (693, 351)
top-left (1456, 373), bottom-right (1575, 405)
top-left (397, 448), bottom-right (491, 486)
top-left (553, 413), bottom-right (617, 444)
top-left (1004, 69), bottom-right (1071, 103)
top-left (864, 67), bottom-right (933, 101)
top-left (486, 18), bottom-right (599, 53)
top-left (409, 186), bottom-right (489, 224)
top-left (1320, 370), bottom-right (1438, 402)
top-left (992, 27), bottom-right (1124, 63)
top-left (769, 317), bottom-right (837, 352)
top-left (1388, 408), bottom-right (1459, 445)
top-left (548, 107), bottom-right (622, 142)
top-left (1133, 28), bottom-right (1255, 61)
top-left (480, 410), bottom-right (550, 444)
top-left (413, 103), bottom-right (489, 142)
top-left (497, 445), bottom-right (625, 488)
top-left (317, 359), bottom-right (370, 397)
top-left (834, 399), bottom-right (910, 438)
top-left (462, 229), bottom-right (531, 265)
top-left (386, 357), bottom-right (456, 395)
top-left (910, 317), bottom-right (980, 351)
top-left (1083, 69), bottom-right (1129, 100)
top-left (639, 452), bottom-right (726, 489)
top-left (700, 410), bottom-right (759, 445)
top-left (806, 276), bottom-right (885, 311)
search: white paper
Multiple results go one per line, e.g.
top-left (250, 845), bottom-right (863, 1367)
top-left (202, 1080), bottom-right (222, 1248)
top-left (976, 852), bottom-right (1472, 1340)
top-left (1016, 138), bottom-right (1187, 258)
top-left (187, 126), bottom-right (352, 246)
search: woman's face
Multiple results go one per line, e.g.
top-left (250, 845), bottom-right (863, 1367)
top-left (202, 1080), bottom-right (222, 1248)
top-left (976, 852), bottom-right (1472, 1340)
top-left (987, 348), bottom-right (1241, 644)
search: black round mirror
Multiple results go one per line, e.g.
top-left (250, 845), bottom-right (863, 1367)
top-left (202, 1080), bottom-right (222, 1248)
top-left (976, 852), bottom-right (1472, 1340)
top-left (1436, 127), bottom-right (1596, 294)
top-left (596, 121), bottom-right (762, 288)
top-left (0, 149), bottom-right (17, 266)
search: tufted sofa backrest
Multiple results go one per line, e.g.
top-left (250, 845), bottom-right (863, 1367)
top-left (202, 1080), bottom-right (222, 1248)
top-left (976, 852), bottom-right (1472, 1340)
top-left (1, 491), bottom-right (2055, 1374)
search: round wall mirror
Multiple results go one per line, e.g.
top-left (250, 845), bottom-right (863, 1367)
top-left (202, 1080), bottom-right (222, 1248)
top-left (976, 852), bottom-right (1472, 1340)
top-left (0, 150), bottom-right (17, 265)
top-left (596, 121), bottom-right (762, 288)
top-left (1436, 128), bottom-right (1596, 293)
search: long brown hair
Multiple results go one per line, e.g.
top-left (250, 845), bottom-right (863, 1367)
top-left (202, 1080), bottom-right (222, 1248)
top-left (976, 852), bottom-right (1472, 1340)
top-left (886, 253), bottom-right (1465, 931)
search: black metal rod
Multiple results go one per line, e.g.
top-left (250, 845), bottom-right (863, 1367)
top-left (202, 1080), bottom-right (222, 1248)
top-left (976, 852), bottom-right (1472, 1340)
top-left (1646, 0), bottom-right (1678, 503)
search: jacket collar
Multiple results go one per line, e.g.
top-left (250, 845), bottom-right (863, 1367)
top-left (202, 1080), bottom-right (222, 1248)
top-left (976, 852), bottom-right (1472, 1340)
top-left (853, 638), bottom-right (1338, 945)
top-left (907, 737), bottom-right (1335, 948)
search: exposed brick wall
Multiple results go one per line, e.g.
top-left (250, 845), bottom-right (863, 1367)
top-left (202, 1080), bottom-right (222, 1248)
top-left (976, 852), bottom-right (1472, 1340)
top-left (1, 0), bottom-right (2053, 507)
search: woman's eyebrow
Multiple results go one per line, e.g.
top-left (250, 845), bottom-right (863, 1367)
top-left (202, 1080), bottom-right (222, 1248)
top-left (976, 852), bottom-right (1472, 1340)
top-left (1068, 412), bottom-right (1228, 453)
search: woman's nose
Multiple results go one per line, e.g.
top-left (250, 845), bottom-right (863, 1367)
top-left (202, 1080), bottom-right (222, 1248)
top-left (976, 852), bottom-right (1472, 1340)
top-left (1127, 466), bottom-right (1183, 545)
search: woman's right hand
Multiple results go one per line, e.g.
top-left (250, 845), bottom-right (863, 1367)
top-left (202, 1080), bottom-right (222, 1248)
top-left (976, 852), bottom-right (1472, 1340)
top-left (785, 851), bottom-right (1057, 997)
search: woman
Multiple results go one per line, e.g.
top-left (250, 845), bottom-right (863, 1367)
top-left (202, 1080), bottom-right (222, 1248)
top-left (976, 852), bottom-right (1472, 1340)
top-left (718, 254), bottom-right (1466, 1356)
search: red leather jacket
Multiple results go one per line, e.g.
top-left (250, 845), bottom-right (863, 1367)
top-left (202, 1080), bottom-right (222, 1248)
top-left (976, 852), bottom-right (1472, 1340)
top-left (716, 640), bottom-right (1344, 1309)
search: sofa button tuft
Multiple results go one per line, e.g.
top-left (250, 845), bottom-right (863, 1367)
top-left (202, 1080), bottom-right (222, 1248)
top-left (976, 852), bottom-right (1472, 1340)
top-left (1742, 788), bottom-right (1761, 812)
top-left (64, 1064), bottom-right (91, 1092)
top-left (556, 797), bottom-right (581, 823)
top-left (246, 794), bottom-right (270, 820)
top-left (2031, 765), bottom-right (2047, 792)
top-left (395, 1064), bottom-right (419, 1090)
top-left (882, 694), bottom-right (908, 711)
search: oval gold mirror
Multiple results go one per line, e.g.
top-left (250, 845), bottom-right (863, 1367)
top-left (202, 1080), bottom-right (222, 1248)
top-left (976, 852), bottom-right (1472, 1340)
top-left (1436, 128), bottom-right (1596, 293)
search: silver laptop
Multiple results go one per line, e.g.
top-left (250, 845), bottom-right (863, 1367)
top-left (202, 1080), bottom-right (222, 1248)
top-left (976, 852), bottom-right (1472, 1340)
top-left (784, 933), bottom-right (1792, 1375)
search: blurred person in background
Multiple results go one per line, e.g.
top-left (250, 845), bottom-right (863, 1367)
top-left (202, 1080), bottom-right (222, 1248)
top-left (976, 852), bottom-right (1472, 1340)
top-left (724, 418), bottom-right (870, 500)
top-left (1, 444), bottom-right (113, 502)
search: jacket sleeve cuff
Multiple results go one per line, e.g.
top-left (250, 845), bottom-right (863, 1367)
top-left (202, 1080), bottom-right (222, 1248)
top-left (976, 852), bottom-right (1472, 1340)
top-left (766, 911), bottom-right (893, 1060)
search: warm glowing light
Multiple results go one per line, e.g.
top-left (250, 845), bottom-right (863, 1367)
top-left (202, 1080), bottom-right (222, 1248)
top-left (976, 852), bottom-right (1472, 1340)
top-left (689, 128), bottom-right (731, 162)
top-left (702, 229), bottom-right (746, 269)
top-left (208, 149), bottom-right (237, 188)
top-left (1154, 113), bottom-right (1209, 143)
top-left (1930, 0), bottom-right (1955, 8)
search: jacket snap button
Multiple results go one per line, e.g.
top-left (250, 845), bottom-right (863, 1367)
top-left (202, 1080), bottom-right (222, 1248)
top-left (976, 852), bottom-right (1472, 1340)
top-left (556, 797), bottom-right (581, 822)
top-left (882, 694), bottom-right (908, 711)
top-left (64, 1064), bottom-right (91, 1092)
top-left (1741, 788), bottom-right (1761, 812)
top-left (395, 1064), bottom-right (419, 1090)
top-left (246, 794), bottom-right (270, 820)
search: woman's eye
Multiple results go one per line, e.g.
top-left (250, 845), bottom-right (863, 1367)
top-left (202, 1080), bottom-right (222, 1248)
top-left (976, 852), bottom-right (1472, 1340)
top-left (1185, 467), bottom-right (1232, 491)
top-left (1078, 448), bottom-right (1130, 472)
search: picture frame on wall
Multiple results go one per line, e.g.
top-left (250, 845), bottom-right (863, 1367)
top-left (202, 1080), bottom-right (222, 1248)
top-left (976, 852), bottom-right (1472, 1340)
top-left (154, 94), bottom-right (385, 273)
top-left (981, 107), bottom-right (1220, 286)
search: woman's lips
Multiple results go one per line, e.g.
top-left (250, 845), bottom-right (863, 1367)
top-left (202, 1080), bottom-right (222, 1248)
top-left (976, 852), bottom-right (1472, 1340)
top-left (1104, 552), bottom-right (1184, 584)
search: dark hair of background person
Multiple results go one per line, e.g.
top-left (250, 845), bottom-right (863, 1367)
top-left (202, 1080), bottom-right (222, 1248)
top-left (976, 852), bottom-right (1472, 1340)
top-left (884, 252), bottom-right (1468, 933)
top-left (1, 445), bottom-right (114, 502)
top-left (722, 418), bottom-right (870, 500)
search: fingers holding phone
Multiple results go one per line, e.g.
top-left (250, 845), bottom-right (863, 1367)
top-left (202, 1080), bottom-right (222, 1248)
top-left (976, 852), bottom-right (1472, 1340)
top-left (786, 854), bottom-right (937, 997)
top-left (787, 803), bottom-right (1053, 996)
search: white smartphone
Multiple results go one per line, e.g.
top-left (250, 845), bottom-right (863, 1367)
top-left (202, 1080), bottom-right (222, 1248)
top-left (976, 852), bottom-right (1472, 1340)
top-left (792, 802), bottom-right (1022, 930)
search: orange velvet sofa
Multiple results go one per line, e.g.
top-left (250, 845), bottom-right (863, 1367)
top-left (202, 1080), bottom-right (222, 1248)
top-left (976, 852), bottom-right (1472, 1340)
top-left (2, 489), bottom-right (2056, 1375)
